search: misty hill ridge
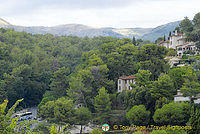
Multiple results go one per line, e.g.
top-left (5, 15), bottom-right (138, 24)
top-left (0, 18), bottom-right (11, 26)
top-left (0, 18), bottom-right (180, 41)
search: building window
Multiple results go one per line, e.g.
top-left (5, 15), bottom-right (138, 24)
top-left (119, 86), bottom-right (121, 90)
top-left (178, 48), bottom-right (182, 51)
top-left (125, 80), bottom-right (127, 84)
top-left (119, 80), bottom-right (121, 84)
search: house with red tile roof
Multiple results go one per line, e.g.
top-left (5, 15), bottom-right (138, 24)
top-left (158, 40), bottom-right (170, 48)
top-left (158, 30), bottom-right (188, 49)
top-left (118, 75), bottom-right (136, 92)
top-left (158, 30), bottom-right (198, 56)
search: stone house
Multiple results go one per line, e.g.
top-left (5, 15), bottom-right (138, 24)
top-left (118, 75), bottom-right (136, 92)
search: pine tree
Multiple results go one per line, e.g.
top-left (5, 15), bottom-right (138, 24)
top-left (94, 87), bottom-right (111, 124)
top-left (132, 36), bottom-right (136, 45)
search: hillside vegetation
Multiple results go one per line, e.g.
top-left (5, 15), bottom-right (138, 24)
top-left (0, 12), bottom-right (200, 134)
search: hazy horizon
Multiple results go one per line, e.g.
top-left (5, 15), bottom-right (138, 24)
top-left (1, 17), bottom-right (180, 29)
top-left (0, 0), bottom-right (200, 28)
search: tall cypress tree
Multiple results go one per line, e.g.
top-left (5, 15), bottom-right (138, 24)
top-left (163, 35), bottom-right (166, 41)
top-left (168, 32), bottom-right (172, 40)
top-left (132, 36), bottom-right (136, 45)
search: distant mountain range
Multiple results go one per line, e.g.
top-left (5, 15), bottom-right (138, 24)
top-left (0, 18), bottom-right (181, 42)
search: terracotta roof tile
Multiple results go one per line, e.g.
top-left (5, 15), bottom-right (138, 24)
top-left (177, 38), bottom-right (186, 41)
top-left (177, 33), bottom-right (183, 36)
top-left (159, 40), bottom-right (169, 44)
top-left (177, 42), bottom-right (190, 47)
top-left (119, 75), bottom-right (135, 80)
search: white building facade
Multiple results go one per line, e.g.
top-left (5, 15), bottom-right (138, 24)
top-left (118, 75), bottom-right (136, 92)
top-left (174, 90), bottom-right (200, 104)
top-left (174, 90), bottom-right (190, 103)
top-left (177, 43), bottom-right (197, 56)
top-left (158, 30), bottom-right (198, 56)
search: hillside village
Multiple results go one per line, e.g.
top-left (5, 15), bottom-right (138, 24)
top-left (117, 30), bottom-right (200, 104)
top-left (0, 11), bottom-right (200, 134)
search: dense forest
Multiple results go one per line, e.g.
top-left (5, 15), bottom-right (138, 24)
top-left (0, 13), bottom-right (200, 134)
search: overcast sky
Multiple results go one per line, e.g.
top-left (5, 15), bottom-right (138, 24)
top-left (0, 0), bottom-right (200, 28)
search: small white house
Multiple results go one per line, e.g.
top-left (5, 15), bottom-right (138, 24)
top-left (174, 90), bottom-right (200, 104)
top-left (193, 94), bottom-right (200, 104)
top-left (194, 99), bottom-right (200, 104)
top-left (174, 90), bottom-right (190, 103)
top-left (118, 75), bottom-right (136, 92)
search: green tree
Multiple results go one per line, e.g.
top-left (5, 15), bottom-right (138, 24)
top-left (188, 105), bottom-right (200, 134)
top-left (89, 128), bottom-right (102, 134)
top-left (169, 31), bottom-right (172, 37)
top-left (153, 103), bottom-right (190, 125)
top-left (155, 97), bottom-right (170, 110)
top-left (49, 67), bottom-right (70, 98)
top-left (136, 44), bottom-right (168, 80)
top-left (103, 43), bottom-right (138, 81)
top-left (190, 28), bottom-right (200, 49)
top-left (49, 124), bottom-right (70, 134)
top-left (68, 74), bottom-right (90, 108)
top-left (155, 37), bottom-right (164, 44)
top-left (167, 48), bottom-right (177, 56)
top-left (117, 90), bottom-right (136, 110)
top-left (39, 98), bottom-right (76, 124)
top-left (132, 36), bottom-right (137, 45)
top-left (0, 81), bottom-right (6, 103)
top-left (0, 99), bottom-right (37, 134)
top-left (190, 12), bottom-right (200, 49)
top-left (169, 66), bottom-right (193, 90)
top-left (136, 39), bottom-right (143, 46)
top-left (0, 28), bottom-right (123, 110)
top-left (180, 80), bottom-right (200, 98)
top-left (179, 66), bottom-right (200, 98)
top-left (126, 105), bottom-right (150, 125)
top-left (150, 74), bottom-right (175, 100)
top-left (3, 64), bottom-right (46, 107)
top-left (135, 69), bottom-right (152, 87)
top-left (179, 17), bottom-right (193, 35)
top-left (75, 107), bottom-right (92, 134)
top-left (193, 12), bottom-right (200, 28)
top-left (94, 87), bottom-right (111, 124)
top-left (38, 100), bottom-right (55, 122)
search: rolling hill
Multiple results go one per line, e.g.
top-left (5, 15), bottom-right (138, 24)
top-left (0, 18), bottom-right (180, 42)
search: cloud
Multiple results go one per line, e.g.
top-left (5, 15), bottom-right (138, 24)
top-left (0, 0), bottom-right (200, 28)
top-left (41, 0), bottom-right (134, 9)
top-left (0, 0), bottom-right (134, 12)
